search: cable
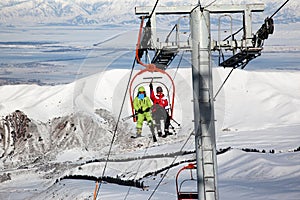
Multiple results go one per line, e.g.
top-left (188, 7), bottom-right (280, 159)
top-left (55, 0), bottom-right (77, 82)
top-left (270, 0), bottom-right (290, 19)
top-left (94, 57), bottom-right (137, 200)
top-left (149, 0), bottom-right (160, 19)
top-left (147, 131), bottom-right (194, 200)
top-left (223, 27), bottom-right (243, 41)
top-left (165, 51), bottom-right (184, 128)
top-left (213, 68), bottom-right (234, 101)
top-left (171, 51), bottom-right (184, 88)
top-left (164, 51), bottom-right (184, 97)
top-left (123, 138), bottom-right (152, 200)
top-left (204, 0), bottom-right (217, 8)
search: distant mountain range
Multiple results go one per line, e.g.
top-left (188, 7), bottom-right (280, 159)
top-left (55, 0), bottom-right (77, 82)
top-left (0, 0), bottom-right (298, 26)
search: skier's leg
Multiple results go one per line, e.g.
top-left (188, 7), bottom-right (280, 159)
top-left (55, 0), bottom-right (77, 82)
top-left (156, 105), bottom-right (166, 137)
top-left (164, 112), bottom-right (172, 135)
top-left (152, 105), bottom-right (162, 137)
top-left (145, 112), bottom-right (157, 142)
top-left (136, 113), bottom-right (144, 137)
top-left (155, 119), bottom-right (162, 137)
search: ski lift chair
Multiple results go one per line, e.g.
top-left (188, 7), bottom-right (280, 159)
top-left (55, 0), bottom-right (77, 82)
top-left (176, 163), bottom-right (198, 200)
top-left (131, 77), bottom-right (173, 133)
top-left (129, 69), bottom-right (175, 123)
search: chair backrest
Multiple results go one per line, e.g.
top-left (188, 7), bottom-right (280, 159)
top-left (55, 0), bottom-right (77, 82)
top-left (178, 192), bottom-right (198, 200)
top-left (176, 163), bottom-right (198, 200)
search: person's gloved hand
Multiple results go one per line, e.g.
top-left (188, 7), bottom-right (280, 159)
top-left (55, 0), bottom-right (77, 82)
top-left (138, 108), bottom-right (143, 114)
top-left (149, 83), bottom-right (153, 90)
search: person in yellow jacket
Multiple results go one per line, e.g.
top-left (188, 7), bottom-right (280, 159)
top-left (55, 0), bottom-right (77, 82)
top-left (133, 86), bottom-right (157, 141)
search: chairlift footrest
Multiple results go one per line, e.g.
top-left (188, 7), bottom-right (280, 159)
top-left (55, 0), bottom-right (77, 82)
top-left (220, 49), bottom-right (262, 69)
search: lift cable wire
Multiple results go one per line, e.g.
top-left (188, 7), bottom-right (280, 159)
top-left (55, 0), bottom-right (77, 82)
top-left (270, 0), bottom-right (290, 19)
top-left (123, 138), bottom-right (152, 200)
top-left (147, 130), bottom-right (195, 200)
top-left (223, 27), bottom-right (243, 41)
top-left (213, 68), bottom-right (234, 101)
top-left (168, 51), bottom-right (184, 92)
top-left (204, 0), bottom-right (217, 8)
top-left (172, 51), bottom-right (184, 82)
top-left (148, 0), bottom-right (160, 19)
top-left (93, 57), bottom-right (137, 200)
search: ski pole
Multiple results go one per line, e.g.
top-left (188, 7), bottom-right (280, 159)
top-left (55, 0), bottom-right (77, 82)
top-left (171, 118), bottom-right (180, 126)
top-left (122, 114), bottom-right (136, 122)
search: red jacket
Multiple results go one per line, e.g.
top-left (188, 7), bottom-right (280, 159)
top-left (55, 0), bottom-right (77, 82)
top-left (150, 89), bottom-right (169, 108)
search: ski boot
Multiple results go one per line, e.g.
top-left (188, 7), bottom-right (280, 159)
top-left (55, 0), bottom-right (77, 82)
top-left (162, 129), bottom-right (171, 138)
top-left (136, 128), bottom-right (142, 138)
top-left (157, 131), bottom-right (162, 137)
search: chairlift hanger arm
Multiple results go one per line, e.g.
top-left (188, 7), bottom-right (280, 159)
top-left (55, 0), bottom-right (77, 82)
top-left (254, 0), bottom-right (290, 47)
top-left (215, 0), bottom-right (290, 101)
top-left (212, 1), bottom-right (291, 69)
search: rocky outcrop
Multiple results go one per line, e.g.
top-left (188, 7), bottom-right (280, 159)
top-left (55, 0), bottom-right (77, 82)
top-left (0, 109), bottom-right (133, 168)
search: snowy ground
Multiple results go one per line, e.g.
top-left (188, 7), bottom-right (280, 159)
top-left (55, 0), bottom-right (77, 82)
top-left (0, 66), bottom-right (299, 200)
top-left (0, 12), bottom-right (300, 200)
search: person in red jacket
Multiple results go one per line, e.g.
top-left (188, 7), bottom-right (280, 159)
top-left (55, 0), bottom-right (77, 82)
top-left (149, 83), bottom-right (171, 138)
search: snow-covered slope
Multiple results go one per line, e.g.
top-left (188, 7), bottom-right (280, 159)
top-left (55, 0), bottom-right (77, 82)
top-left (0, 67), bottom-right (299, 199)
top-left (0, 0), bottom-right (298, 25)
top-left (1, 68), bottom-right (299, 130)
top-left (0, 67), bottom-right (299, 163)
top-left (215, 69), bottom-right (300, 130)
top-left (0, 65), bottom-right (300, 200)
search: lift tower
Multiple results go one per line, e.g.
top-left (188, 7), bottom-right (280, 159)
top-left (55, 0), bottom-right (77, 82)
top-left (136, 3), bottom-right (264, 200)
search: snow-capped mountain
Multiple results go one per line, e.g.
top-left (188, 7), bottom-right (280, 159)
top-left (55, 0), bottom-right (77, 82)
top-left (0, 0), bottom-right (298, 26)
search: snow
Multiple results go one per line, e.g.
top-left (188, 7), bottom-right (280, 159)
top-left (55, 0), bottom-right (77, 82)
top-left (0, 66), bottom-right (299, 199)
top-left (215, 69), bottom-right (300, 131)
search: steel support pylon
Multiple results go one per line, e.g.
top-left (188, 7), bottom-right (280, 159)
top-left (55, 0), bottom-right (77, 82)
top-left (190, 8), bottom-right (218, 200)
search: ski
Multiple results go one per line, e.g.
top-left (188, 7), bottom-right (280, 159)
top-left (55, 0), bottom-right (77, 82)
top-left (130, 135), bottom-right (144, 139)
top-left (122, 114), bottom-right (136, 122)
top-left (130, 133), bottom-right (156, 142)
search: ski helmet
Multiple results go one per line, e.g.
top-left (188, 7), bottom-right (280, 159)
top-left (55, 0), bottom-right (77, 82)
top-left (156, 86), bottom-right (163, 93)
top-left (138, 86), bottom-right (146, 93)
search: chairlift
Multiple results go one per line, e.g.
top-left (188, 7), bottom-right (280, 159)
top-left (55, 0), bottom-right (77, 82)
top-left (129, 67), bottom-right (175, 122)
top-left (129, 15), bottom-right (177, 130)
top-left (176, 163), bottom-right (198, 200)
